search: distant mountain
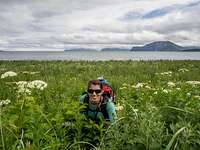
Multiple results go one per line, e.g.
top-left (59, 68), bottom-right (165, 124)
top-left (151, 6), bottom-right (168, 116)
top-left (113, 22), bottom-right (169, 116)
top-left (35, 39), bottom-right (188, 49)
top-left (182, 48), bottom-right (200, 52)
top-left (101, 48), bottom-right (130, 51)
top-left (182, 46), bottom-right (200, 51)
top-left (63, 41), bottom-right (200, 52)
top-left (131, 41), bottom-right (184, 51)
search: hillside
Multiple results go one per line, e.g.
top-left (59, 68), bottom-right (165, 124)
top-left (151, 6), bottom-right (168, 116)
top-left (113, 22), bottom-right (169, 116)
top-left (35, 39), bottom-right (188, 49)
top-left (131, 41), bottom-right (184, 51)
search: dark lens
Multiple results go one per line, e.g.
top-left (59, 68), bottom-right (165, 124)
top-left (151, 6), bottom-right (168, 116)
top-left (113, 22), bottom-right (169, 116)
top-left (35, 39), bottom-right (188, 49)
top-left (95, 89), bottom-right (102, 94)
top-left (88, 89), bottom-right (101, 94)
top-left (88, 89), bottom-right (94, 94)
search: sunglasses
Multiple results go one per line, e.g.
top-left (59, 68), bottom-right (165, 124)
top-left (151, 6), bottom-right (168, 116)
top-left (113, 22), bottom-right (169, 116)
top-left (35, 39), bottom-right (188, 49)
top-left (87, 89), bottom-right (102, 94)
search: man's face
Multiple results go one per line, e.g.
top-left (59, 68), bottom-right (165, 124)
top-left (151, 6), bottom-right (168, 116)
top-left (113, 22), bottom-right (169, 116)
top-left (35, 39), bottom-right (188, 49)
top-left (88, 84), bottom-right (103, 105)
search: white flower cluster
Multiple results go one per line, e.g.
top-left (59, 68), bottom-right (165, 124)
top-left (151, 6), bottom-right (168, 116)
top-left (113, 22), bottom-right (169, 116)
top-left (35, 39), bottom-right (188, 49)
top-left (153, 91), bottom-right (158, 95)
top-left (176, 88), bottom-right (181, 91)
top-left (115, 103), bottom-right (124, 111)
top-left (194, 95), bottom-right (200, 100)
top-left (1, 71), bottom-right (17, 79)
top-left (135, 83), bottom-right (145, 88)
top-left (160, 71), bottom-right (172, 76)
top-left (0, 99), bottom-right (11, 107)
top-left (178, 68), bottom-right (189, 73)
top-left (28, 80), bottom-right (47, 90)
top-left (167, 81), bottom-right (176, 87)
top-left (186, 92), bottom-right (191, 97)
top-left (16, 81), bottom-right (31, 95)
top-left (16, 80), bottom-right (47, 95)
top-left (156, 71), bottom-right (173, 76)
top-left (162, 89), bottom-right (172, 94)
top-left (133, 83), bottom-right (151, 89)
top-left (186, 81), bottom-right (200, 86)
top-left (22, 71), bottom-right (40, 75)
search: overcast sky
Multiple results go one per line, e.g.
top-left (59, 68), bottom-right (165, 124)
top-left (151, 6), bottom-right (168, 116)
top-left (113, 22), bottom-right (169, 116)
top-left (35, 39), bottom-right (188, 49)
top-left (0, 0), bottom-right (200, 51)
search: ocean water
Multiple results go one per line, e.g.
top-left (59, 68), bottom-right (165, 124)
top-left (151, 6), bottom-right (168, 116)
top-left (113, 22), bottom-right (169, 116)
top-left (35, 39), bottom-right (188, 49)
top-left (0, 51), bottom-right (200, 61)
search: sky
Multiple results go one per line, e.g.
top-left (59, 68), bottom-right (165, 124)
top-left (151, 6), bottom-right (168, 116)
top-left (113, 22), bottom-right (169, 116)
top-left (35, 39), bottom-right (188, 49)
top-left (0, 0), bottom-right (200, 51)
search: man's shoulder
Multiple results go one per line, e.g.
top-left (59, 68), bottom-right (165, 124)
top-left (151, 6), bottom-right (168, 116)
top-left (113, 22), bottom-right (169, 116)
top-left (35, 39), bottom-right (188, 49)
top-left (80, 93), bottom-right (88, 102)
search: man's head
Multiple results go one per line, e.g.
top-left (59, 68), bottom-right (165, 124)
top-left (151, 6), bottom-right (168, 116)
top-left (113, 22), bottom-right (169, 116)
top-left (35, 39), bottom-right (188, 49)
top-left (87, 80), bottom-right (103, 105)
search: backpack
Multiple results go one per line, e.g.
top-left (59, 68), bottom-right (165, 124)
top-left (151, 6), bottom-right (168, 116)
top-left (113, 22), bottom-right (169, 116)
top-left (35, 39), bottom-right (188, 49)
top-left (98, 77), bottom-right (115, 103)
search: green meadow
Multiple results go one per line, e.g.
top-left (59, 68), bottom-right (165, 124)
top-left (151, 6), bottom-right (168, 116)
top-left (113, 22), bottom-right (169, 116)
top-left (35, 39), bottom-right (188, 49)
top-left (0, 60), bottom-right (200, 150)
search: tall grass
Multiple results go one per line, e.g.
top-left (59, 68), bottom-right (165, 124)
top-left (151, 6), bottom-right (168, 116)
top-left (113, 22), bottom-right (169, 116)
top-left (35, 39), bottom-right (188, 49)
top-left (0, 60), bottom-right (200, 149)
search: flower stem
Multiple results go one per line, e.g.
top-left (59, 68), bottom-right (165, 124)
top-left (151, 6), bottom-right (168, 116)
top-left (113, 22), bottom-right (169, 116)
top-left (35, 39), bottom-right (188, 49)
top-left (0, 107), bottom-right (5, 150)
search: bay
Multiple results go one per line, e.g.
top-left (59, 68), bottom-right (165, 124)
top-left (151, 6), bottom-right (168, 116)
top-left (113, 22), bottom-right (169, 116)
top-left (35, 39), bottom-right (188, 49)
top-left (0, 51), bottom-right (200, 61)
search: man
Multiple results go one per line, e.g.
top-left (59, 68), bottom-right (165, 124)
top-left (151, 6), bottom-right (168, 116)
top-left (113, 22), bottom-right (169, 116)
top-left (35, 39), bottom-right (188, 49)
top-left (80, 80), bottom-right (117, 122)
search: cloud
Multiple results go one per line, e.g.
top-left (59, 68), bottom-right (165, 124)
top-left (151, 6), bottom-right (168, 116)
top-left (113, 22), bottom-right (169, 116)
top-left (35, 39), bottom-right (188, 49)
top-left (142, 7), bottom-right (175, 19)
top-left (142, 0), bottom-right (200, 19)
top-left (145, 3), bottom-right (200, 34)
top-left (0, 0), bottom-right (200, 50)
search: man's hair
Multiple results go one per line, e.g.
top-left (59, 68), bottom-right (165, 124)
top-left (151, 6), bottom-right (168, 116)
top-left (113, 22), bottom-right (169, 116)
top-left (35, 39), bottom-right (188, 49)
top-left (88, 80), bottom-right (103, 90)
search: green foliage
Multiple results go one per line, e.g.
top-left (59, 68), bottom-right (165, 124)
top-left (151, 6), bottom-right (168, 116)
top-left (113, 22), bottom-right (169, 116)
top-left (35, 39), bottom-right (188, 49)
top-left (0, 60), bottom-right (200, 149)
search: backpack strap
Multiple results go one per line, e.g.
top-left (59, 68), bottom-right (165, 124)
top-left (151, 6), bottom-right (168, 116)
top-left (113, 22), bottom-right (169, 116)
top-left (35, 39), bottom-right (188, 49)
top-left (83, 93), bottom-right (89, 103)
top-left (83, 94), bottom-right (89, 117)
top-left (100, 96), bottom-right (109, 121)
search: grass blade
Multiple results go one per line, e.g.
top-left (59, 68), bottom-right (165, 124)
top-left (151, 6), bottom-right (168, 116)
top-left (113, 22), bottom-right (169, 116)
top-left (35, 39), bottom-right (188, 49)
top-left (165, 127), bottom-right (186, 150)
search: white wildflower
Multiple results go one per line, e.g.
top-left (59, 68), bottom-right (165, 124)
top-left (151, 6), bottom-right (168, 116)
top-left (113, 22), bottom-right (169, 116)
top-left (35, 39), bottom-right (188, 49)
top-left (186, 93), bottom-right (191, 97)
top-left (1, 71), bottom-right (17, 79)
top-left (16, 81), bottom-right (29, 88)
top-left (115, 103), bottom-right (124, 111)
top-left (16, 80), bottom-right (47, 95)
top-left (178, 68), bottom-right (189, 73)
top-left (131, 85), bottom-right (136, 88)
top-left (167, 81), bottom-right (176, 87)
top-left (135, 83), bottom-right (145, 88)
top-left (160, 71), bottom-right (172, 76)
top-left (153, 91), bottom-right (158, 95)
top-left (0, 99), bottom-right (11, 107)
top-left (133, 83), bottom-right (151, 89)
top-left (186, 81), bottom-right (200, 86)
top-left (22, 71), bottom-right (40, 75)
top-left (163, 89), bottom-right (171, 94)
top-left (28, 80), bottom-right (47, 90)
top-left (18, 87), bottom-right (32, 95)
top-left (16, 81), bottom-right (31, 95)
top-left (145, 85), bottom-right (151, 89)
top-left (163, 89), bottom-right (168, 93)
top-left (176, 88), bottom-right (181, 91)
top-left (194, 95), bottom-right (200, 99)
